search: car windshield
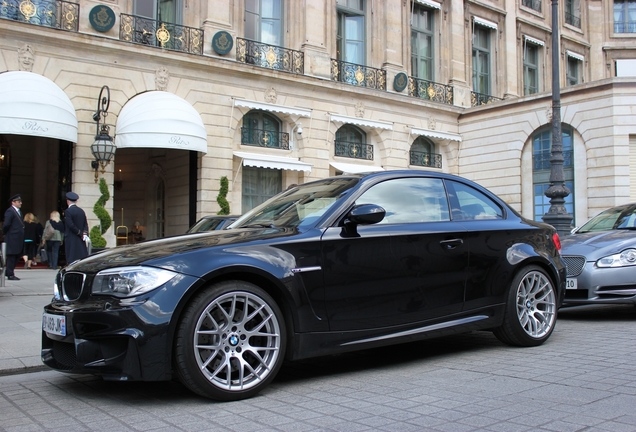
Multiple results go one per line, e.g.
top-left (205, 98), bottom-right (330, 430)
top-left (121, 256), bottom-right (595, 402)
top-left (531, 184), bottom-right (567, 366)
top-left (188, 218), bottom-right (227, 233)
top-left (232, 177), bottom-right (360, 229)
top-left (576, 205), bottom-right (636, 233)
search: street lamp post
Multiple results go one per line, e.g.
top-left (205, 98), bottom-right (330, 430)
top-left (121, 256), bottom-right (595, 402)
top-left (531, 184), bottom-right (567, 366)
top-left (90, 85), bottom-right (116, 183)
top-left (543, 0), bottom-right (573, 237)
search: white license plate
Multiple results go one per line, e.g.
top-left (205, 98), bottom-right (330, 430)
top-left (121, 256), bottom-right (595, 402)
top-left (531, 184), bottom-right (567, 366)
top-left (566, 278), bottom-right (578, 290)
top-left (42, 312), bottom-right (66, 336)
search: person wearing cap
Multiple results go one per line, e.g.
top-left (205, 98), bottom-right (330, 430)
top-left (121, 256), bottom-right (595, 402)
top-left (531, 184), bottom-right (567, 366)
top-left (3, 194), bottom-right (25, 280)
top-left (64, 191), bottom-right (89, 265)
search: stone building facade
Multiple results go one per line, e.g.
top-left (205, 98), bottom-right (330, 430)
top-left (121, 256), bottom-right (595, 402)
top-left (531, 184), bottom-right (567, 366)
top-left (0, 0), bottom-right (634, 247)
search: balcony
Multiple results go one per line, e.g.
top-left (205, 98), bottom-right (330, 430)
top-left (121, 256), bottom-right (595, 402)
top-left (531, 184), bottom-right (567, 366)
top-left (119, 13), bottom-right (203, 55)
top-left (471, 91), bottom-right (503, 107)
top-left (409, 151), bottom-right (442, 169)
top-left (241, 127), bottom-right (290, 150)
top-left (565, 12), bottom-right (581, 28)
top-left (334, 141), bottom-right (373, 160)
top-left (331, 59), bottom-right (387, 90)
top-left (408, 77), bottom-right (453, 105)
top-left (521, 0), bottom-right (541, 13)
top-left (0, 0), bottom-right (79, 31)
top-left (614, 21), bottom-right (636, 33)
top-left (236, 38), bottom-right (304, 74)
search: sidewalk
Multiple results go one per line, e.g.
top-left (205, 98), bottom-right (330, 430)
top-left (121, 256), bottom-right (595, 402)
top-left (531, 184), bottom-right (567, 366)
top-left (0, 267), bottom-right (57, 375)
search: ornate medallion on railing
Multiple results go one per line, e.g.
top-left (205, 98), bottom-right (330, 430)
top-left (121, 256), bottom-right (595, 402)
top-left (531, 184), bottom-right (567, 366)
top-left (355, 67), bottom-right (365, 85)
top-left (265, 47), bottom-right (278, 68)
top-left (212, 31), bottom-right (233, 55)
top-left (427, 83), bottom-right (436, 99)
top-left (393, 72), bottom-right (408, 92)
top-left (156, 23), bottom-right (171, 47)
top-left (19, 0), bottom-right (36, 21)
top-left (89, 5), bottom-right (115, 32)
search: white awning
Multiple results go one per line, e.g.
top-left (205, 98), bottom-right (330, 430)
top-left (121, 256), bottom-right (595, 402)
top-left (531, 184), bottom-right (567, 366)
top-left (234, 151), bottom-right (312, 172)
top-left (411, 127), bottom-right (462, 142)
top-left (0, 71), bottom-right (78, 142)
top-left (116, 91), bottom-right (208, 153)
top-left (234, 99), bottom-right (311, 117)
top-left (415, 0), bottom-right (441, 9)
top-left (330, 162), bottom-right (384, 174)
top-left (524, 35), bottom-right (545, 46)
top-left (330, 114), bottom-right (393, 130)
top-left (473, 17), bottom-right (498, 31)
top-left (566, 50), bottom-right (585, 62)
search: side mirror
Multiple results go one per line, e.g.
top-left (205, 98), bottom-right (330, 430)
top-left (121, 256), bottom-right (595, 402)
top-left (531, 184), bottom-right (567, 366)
top-left (345, 204), bottom-right (385, 225)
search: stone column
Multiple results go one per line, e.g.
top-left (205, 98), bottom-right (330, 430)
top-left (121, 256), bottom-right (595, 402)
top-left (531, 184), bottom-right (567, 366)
top-left (301, 0), bottom-right (331, 79)
top-left (448, 2), bottom-right (471, 107)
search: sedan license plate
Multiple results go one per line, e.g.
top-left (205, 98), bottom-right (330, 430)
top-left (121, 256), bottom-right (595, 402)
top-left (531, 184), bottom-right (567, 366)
top-left (42, 312), bottom-right (66, 336)
top-left (566, 278), bottom-right (578, 290)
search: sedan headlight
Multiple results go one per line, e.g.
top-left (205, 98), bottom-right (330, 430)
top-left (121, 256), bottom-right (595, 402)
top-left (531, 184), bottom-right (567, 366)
top-left (92, 266), bottom-right (177, 297)
top-left (596, 249), bottom-right (636, 268)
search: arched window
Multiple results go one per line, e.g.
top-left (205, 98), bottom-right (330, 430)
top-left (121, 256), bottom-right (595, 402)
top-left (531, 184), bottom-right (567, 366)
top-left (241, 111), bottom-right (288, 149)
top-left (532, 126), bottom-right (575, 223)
top-left (335, 125), bottom-right (372, 160)
top-left (410, 136), bottom-right (441, 168)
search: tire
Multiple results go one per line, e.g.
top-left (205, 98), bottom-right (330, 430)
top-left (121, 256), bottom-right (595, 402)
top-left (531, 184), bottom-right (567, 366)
top-left (174, 281), bottom-right (286, 401)
top-left (493, 265), bottom-right (557, 347)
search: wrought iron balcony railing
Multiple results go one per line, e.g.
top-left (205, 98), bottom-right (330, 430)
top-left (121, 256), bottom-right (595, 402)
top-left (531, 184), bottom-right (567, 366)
top-left (410, 151), bottom-right (442, 169)
top-left (408, 77), bottom-right (454, 105)
top-left (241, 127), bottom-right (290, 150)
top-left (331, 59), bottom-right (387, 90)
top-left (334, 140), bottom-right (374, 160)
top-left (521, 0), bottom-right (541, 12)
top-left (236, 38), bottom-right (304, 75)
top-left (614, 22), bottom-right (636, 33)
top-left (120, 13), bottom-right (203, 55)
top-left (471, 91), bottom-right (503, 107)
top-left (0, 0), bottom-right (79, 31)
top-left (533, 150), bottom-right (573, 171)
top-left (565, 11), bottom-right (581, 28)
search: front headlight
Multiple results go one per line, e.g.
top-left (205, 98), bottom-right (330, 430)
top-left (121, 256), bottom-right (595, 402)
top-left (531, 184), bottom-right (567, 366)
top-left (596, 248), bottom-right (636, 268)
top-left (92, 266), bottom-right (177, 297)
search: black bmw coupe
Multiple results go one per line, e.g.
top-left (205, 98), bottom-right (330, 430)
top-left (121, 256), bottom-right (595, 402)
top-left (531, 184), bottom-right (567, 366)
top-left (42, 170), bottom-right (566, 401)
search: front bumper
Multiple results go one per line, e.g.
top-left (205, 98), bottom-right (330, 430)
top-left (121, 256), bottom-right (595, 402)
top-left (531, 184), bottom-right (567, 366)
top-left (562, 255), bottom-right (636, 305)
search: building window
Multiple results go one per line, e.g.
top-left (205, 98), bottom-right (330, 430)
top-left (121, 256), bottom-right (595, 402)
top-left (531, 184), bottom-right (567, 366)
top-left (337, 0), bottom-right (365, 64)
top-left (134, 0), bottom-right (181, 23)
top-left (245, 0), bottom-right (282, 45)
top-left (410, 136), bottom-right (442, 168)
top-left (614, 0), bottom-right (636, 33)
top-left (242, 167), bottom-right (282, 213)
top-left (411, 3), bottom-right (434, 80)
top-left (565, 0), bottom-right (581, 28)
top-left (532, 127), bottom-right (575, 223)
top-left (472, 24), bottom-right (491, 96)
top-left (524, 42), bottom-right (540, 95)
top-left (241, 111), bottom-right (289, 149)
top-left (566, 55), bottom-right (582, 86)
top-left (335, 125), bottom-right (372, 160)
top-left (521, 0), bottom-right (542, 13)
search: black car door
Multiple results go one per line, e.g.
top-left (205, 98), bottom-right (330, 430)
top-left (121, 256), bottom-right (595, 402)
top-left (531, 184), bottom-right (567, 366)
top-left (321, 177), bottom-right (469, 331)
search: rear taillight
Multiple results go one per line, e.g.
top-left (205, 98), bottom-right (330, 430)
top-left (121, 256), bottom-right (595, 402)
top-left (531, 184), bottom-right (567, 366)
top-left (552, 233), bottom-right (561, 251)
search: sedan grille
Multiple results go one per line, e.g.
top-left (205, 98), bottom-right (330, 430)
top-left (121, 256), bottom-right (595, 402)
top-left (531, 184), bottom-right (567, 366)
top-left (561, 255), bottom-right (586, 277)
top-left (61, 272), bottom-right (87, 301)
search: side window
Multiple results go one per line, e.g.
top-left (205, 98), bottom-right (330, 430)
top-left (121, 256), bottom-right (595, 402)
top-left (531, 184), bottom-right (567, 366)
top-left (355, 177), bottom-right (450, 224)
top-left (445, 180), bottom-right (503, 220)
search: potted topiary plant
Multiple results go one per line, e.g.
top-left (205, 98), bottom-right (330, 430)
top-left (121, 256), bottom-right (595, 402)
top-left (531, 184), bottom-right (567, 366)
top-left (217, 176), bottom-right (230, 215)
top-left (89, 177), bottom-right (112, 251)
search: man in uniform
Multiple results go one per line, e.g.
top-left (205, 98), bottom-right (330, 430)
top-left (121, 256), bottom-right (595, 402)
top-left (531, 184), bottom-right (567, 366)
top-left (3, 194), bottom-right (25, 280)
top-left (64, 191), bottom-right (89, 264)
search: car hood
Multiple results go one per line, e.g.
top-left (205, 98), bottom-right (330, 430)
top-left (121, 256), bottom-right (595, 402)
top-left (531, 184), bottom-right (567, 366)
top-left (560, 229), bottom-right (636, 260)
top-left (66, 227), bottom-right (303, 275)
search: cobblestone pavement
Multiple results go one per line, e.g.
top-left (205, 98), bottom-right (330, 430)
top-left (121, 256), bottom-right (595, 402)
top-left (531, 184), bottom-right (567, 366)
top-left (1, 304), bottom-right (635, 431)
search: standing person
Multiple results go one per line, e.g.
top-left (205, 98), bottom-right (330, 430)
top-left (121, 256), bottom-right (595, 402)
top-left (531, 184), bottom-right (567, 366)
top-left (64, 191), bottom-right (89, 264)
top-left (43, 211), bottom-right (64, 270)
top-left (2, 194), bottom-right (25, 280)
top-left (22, 213), bottom-right (41, 269)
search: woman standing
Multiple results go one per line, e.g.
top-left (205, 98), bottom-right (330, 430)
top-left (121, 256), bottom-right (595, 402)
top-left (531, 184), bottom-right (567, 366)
top-left (42, 211), bottom-right (64, 270)
top-left (22, 213), bottom-right (42, 269)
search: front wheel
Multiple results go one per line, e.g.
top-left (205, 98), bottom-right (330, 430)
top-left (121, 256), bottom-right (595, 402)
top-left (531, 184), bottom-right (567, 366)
top-left (174, 281), bottom-right (286, 401)
top-left (494, 265), bottom-right (557, 347)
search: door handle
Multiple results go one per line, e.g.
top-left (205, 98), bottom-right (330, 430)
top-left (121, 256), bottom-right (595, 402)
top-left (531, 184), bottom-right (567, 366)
top-left (440, 239), bottom-right (463, 250)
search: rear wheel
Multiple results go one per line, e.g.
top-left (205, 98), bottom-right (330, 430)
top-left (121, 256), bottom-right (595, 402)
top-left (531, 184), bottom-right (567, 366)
top-left (174, 281), bottom-right (286, 401)
top-left (494, 265), bottom-right (557, 347)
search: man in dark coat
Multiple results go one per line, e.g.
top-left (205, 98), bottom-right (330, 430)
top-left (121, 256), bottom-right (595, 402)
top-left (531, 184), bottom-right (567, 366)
top-left (64, 191), bottom-right (89, 265)
top-left (3, 194), bottom-right (25, 280)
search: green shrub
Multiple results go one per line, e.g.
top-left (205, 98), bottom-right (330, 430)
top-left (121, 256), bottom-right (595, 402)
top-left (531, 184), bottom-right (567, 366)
top-left (89, 178), bottom-right (112, 248)
top-left (217, 176), bottom-right (230, 215)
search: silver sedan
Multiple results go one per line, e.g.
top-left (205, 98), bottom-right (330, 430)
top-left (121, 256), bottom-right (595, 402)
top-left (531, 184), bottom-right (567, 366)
top-left (561, 203), bottom-right (636, 306)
